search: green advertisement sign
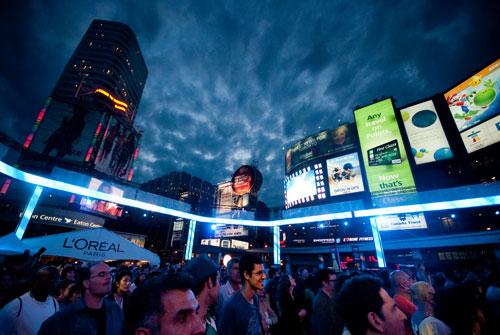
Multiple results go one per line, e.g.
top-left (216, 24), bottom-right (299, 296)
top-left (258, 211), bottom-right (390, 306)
top-left (354, 99), bottom-right (416, 200)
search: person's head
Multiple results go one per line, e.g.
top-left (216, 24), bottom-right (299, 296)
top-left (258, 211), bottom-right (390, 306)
top-left (268, 268), bottom-right (278, 280)
top-left (81, 262), bottom-right (112, 299)
top-left (317, 269), bottom-right (336, 296)
top-left (113, 269), bottom-right (133, 295)
top-left (182, 255), bottom-right (220, 305)
top-left (226, 257), bottom-right (241, 284)
top-left (33, 266), bottom-right (59, 295)
top-left (278, 274), bottom-right (295, 299)
top-left (61, 266), bottom-right (76, 281)
top-left (135, 272), bottom-right (148, 286)
top-left (239, 253), bottom-right (265, 291)
top-left (333, 125), bottom-right (348, 146)
top-left (125, 272), bottom-right (205, 335)
top-left (410, 281), bottom-right (435, 308)
top-left (338, 276), bottom-right (406, 335)
top-left (390, 270), bottom-right (414, 293)
top-left (298, 267), bottom-right (309, 280)
top-left (67, 283), bottom-right (83, 303)
top-left (0, 267), bottom-right (16, 291)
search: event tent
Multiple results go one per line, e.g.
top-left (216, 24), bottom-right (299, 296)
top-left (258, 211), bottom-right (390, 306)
top-left (23, 228), bottom-right (160, 265)
top-left (0, 233), bottom-right (31, 256)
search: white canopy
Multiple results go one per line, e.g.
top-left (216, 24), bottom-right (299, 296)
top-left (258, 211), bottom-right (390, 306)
top-left (0, 233), bottom-right (31, 256)
top-left (23, 228), bottom-right (160, 265)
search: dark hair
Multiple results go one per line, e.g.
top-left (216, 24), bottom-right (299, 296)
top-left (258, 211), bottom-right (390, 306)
top-left (227, 257), bottom-right (239, 271)
top-left (61, 266), bottom-right (76, 280)
top-left (278, 274), bottom-right (292, 301)
top-left (268, 268), bottom-right (278, 279)
top-left (316, 269), bottom-right (334, 287)
top-left (337, 276), bottom-right (384, 335)
top-left (192, 271), bottom-right (218, 296)
top-left (239, 254), bottom-right (262, 282)
top-left (134, 272), bottom-right (147, 286)
top-left (125, 272), bottom-right (195, 335)
top-left (112, 269), bottom-right (132, 294)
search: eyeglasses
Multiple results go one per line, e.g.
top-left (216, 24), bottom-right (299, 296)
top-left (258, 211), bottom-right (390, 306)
top-left (90, 271), bottom-right (112, 279)
top-left (252, 271), bottom-right (265, 277)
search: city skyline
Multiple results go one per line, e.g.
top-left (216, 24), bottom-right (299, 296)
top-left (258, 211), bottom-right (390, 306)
top-left (1, 1), bottom-right (500, 207)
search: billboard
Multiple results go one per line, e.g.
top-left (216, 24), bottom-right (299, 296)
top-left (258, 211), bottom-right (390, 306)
top-left (285, 164), bottom-right (326, 208)
top-left (231, 165), bottom-right (262, 195)
top-left (286, 123), bottom-right (358, 174)
top-left (326, 152), bottom-right (364, 197)
top-left (80, 178), bottom-right (124, 218)
top-left (28, 99), bottom-right (102, 162)
top-left (217, 182), bottom-right (250, 212)
top-left (354, 99), bottom-right (416, 199)
top-left (374, 213), bottom-right (427, 231)
top-left (93, 117), bottom-right (142, 180)
top-left (400, 100), bottom-right (453, 164)
top-left (445, 58), bottom-right (500, 152)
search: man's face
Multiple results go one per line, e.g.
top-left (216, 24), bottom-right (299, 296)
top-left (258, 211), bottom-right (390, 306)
top-left (85, 263), bottom-right (112, 298)
top-left (208, 272), bottom-right (221, 305)
top-left (159, 289), bottom-right (205, 335)
top-left (377, 288), bottom-right (406, 335)
top-left (246, 264), bottom-right (266, 291)
top-left (229, 262), bottom-right (241, 284)
top-left (325, 274), bottom-right (336, 295)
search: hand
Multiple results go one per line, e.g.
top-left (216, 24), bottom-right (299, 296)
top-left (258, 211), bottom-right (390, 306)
top-left (298, 309), bottom-right (307, 320)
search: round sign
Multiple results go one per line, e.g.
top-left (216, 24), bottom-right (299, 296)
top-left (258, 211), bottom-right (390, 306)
top-left (232, 165), bottom-right (255, 195)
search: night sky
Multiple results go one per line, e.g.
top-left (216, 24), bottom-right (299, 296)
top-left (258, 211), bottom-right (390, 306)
top-left (1, 1), bottom-right (499, 207)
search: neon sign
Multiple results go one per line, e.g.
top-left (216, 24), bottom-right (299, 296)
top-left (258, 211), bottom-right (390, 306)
top-left (95, 89), bottom-right (128, 112)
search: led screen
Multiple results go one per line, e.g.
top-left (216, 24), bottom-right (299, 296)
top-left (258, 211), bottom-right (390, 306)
top-left (400, 100), bottom-right (453, 164)
top-left (286, 123), bottom-right (357, 174)
top-left (326, 153), bottom-right (364, 196)
top-left (80, 178), bottom-right (124, 217)
top-left (354, 99), bottom-right (416, 200)
top-left (285, 164), bottom-right (326, 208)
top-left (445, 58), bottom-right (500, 152)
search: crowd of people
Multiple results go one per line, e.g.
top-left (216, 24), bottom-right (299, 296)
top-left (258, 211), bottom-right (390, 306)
top-left (0, 251), bottom-right (499, 335)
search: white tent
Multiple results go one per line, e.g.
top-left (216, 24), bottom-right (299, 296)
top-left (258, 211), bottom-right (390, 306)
top-left (23, 228), bottom-right (160, 265)
top-left (0, 233), bottom-right (31, 256)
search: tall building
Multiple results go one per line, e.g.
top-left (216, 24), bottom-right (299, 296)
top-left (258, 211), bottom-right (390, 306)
top-left (23, 19), bottom-right (147, 181)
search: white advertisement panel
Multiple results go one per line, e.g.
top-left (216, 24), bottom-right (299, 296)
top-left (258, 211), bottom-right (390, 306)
top-left (375, 213), bottom-right (427, 231)
top-left (400, 100), bottom-right (453, 164)
top-left (326, 152), bottom-right (364, 196)
top-left (231, 239), bottom-right (249, 250)
top-left (460, 114), bottom-right (500, 153)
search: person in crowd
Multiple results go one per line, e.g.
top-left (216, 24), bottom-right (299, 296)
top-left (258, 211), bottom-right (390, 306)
top-left (55, 279), bottom-right (76, 304)
top-left (218, 253), bottom-right (266, 335)
top-left (38, 262), bottom-right (125, 335)
top-left (106, 269), bottom-right (132, 310)
top-left (0, 266), bottom-right (60, 335)
top-left (0, 267), bottom-right (16, 309)
top-left (216, 257), bottom-right (241, 315)
top-left (130, 271), bottom-right (147, 293)
top-left (182, 254), bottom-right (221, 335)
top-left (337, 275), bottom-right (406, 335)
top-left (277, 273), bottom-right (306, 335)
top-left (264, 268), bottom-right (280, 315)
top-left (312, 269), bottom-right (343, 335)
top-left (125, 271), bottom-right (205, 335)
top-left (410, 281), bottom-right (451, 335)
top-left (60, 265), bottom-right (76, 281)
top-left (391, 270), bottom-right (417, 335)
top-left (256, 287), bottom-right (277, 335)
top-left (60, 282), bottom-right (83, 308)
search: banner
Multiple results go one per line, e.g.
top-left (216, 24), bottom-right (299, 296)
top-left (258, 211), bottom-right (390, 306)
top-left (326, 153), bottom-right (364, 196)
top-left (374, 213), bottom-right (427, 231)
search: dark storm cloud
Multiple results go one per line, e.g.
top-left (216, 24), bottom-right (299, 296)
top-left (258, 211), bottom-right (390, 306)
top-left (1, 0), bottom-right (500, 207)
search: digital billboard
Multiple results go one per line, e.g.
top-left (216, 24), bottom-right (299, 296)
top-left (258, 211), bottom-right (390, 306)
top-left (80, 178), bottom-right (124, 218)
top-left (400, 100), bottom-right (453, 164)
top-left (445, 58), bottom-right (500, 152)
top-left (231, 165), bottom-right (262, 195)
top-left (28, 99), bottom-right (102, 162)
top-left (354, 99), bottom-right (416, 199)
top-left (326, 152), bottom-right (364, 196)
top-left (286, 123), bottom-right (357, 174)
top-left (285, 164), bottom-right (326, 209)
top-left (93, 118), bottom-right (142, 180)
top-left (374, 213), bottom-right (427, 231)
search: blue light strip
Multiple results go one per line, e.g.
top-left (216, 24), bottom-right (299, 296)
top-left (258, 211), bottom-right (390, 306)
top-left (15, 185), bottom-right (43, 239)
top-left (273, 226), bottom-right (280, 265)
top-left (185, 220), bottom-right (196, 260)
top-left (369, 217), bottom-right (386, 268)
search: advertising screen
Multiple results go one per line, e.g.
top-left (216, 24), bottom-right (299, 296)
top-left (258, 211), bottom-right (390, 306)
top-left (400, 100), bottom-right (453, 164)
top-left (286, 123), bottom-right (357, 174)
top-left (326, 153), bottom-right (364, 196)
top-left (375, 213), bottom-right (427, 231)
top-left (80, 178), bottom-right (124, 218)
top-left (354, 99), bottom-right (416, 199)
top-left (285, 164), bottom-right (326, 208)
top-left (445, 58), bottom-right (500, 152)
top-left (28, 99), bottom-right (102, 162)
top-left (93, 118), bottom-right (141, 180)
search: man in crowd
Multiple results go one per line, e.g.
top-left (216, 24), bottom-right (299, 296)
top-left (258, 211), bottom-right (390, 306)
top-left (390, 271), bottom-right (417, 335)
top-left (218, 253), bottom-right (266, 335)
top-left (264, 268), bottom-right (279, 315)
top-left (337, 275), bottom-right (406, 335)
top-left (0, 266), bottom-right (60, 335)
top-left (125, 272), bottom-right (205, 335)
top-left (216, 257), bottom-right (240, 315)
top-left (38, 262), bottom-right (125, 335)
top-left (410, 281), bottom-right (451, 335)
top-left (183, 254), bottom-right (221, 335)
top-left (311, 269), bottom-right (343, 335)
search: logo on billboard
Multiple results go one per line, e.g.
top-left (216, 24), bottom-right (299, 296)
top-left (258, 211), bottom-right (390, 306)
top-left (62, 238), bottom-right (124, 258)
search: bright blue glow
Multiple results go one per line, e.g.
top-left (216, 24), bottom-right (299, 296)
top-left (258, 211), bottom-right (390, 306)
top-left (451, 214), bottom-right (456, 218)
top-left (302, 226), bottom-right (305, 230)
top-left (344, 221), bottom-right (348, 226)
top-left (273, 226), bottom-right (280, 265)
top-left (370, 217), bottom-right (386, 268)
top-left (496, 211), bottom-right (499, 215)
top-left (143, 213), bottom-right (147, 217)
top-left (85, 199), bottom-right (92, 206)
top-left (319, 223), bottom-right (324, 228)
top-left (211, 224), bottom-right (217, 230)
top-left (15, 186), bottom-right (43, 239)
top-left (185, 220), bottom-right (196, 260)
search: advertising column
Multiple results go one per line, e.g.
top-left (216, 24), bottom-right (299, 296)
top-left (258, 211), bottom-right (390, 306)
top-left (354, 99), bottom-right (416, 204)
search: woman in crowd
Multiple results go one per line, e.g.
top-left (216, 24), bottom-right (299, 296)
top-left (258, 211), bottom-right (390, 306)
top-left (106, 269), bottom-right (132, 310)
top-left (277, 274), bottom-right (307, 335)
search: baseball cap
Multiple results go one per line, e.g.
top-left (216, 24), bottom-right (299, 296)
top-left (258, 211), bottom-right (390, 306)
top-left (182, 254), bottom-right (220, 284)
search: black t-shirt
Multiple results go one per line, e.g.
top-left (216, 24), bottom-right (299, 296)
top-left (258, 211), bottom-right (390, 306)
top-left (89, 304), bottom-right (107, 335)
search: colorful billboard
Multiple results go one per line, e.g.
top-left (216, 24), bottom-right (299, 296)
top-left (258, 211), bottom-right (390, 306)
top-left (445, 58), bottom-right (500, 152)
top-left (28, 99), bottom-right (102, 162)
top-left (326, 152), bottom-right (364, 197)
top-left (285, 164), bottom-right (326, 208)
top-left (400, 100), bottom-right (453, 164)
top-left (286, 123), bottom-right (358, 174)
top-left (80, 178), bottom-right (124, 218)
top-left (354, 99), bottom-right (416, 199)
